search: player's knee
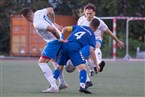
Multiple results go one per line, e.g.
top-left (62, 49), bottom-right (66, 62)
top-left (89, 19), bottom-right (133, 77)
top-left (96, 42), bottom-right (99, 47)
top-left (38, 57), bottom-right (49, 63)
top-left (77, 64), bottom-right (86, 71)
top-left (89, 46), bottom-right (94, 53)
top-left (57, 65), bottom-right (64, 71)
top-left (96, 44), bottom-right (100, 48)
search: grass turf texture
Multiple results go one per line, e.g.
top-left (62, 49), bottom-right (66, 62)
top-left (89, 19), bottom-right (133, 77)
top-left (0, 60), bottom-right (144, 97)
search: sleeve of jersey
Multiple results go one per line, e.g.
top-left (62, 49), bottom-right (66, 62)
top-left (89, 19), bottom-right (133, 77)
top-left (43, 8), bottom-right (48, 14)
top-left (77, 18), bottom-right (81, 25)
top-left (77, 16), bottom-right (83, 25)
top-left (100, 20), bottom-right (108, 31)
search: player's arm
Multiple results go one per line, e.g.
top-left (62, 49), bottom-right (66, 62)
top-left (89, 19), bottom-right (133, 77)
top-left (54, 23), bottom-right (63, 31)
top-left (105, 29), bottom-right (125, 49)
top-left (89, 46), bottom-right (100, 72)
top-left (89, 35), bottom-right (100, 72)
top-left (47, 26), bottom-right (60, 39)
top-left (61, 26), bottom-right (73, 35)
top-left (46, 7), bottom-right (55, 23)
top-left (99, 19), bottom-right (124, 49)
top-left (46, 7), bottom-right (64, 35)
top-left (101, 31), bottom-right (104, 40)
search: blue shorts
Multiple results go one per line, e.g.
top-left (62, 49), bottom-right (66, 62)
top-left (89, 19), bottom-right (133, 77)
top-left (81, 45), bottom-right (90, 59)
top-left (58, 49), bottom-right (86, 67)
top-left (41, 40), bottom-right (62, 60)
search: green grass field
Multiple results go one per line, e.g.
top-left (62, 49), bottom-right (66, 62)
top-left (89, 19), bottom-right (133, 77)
top-left (0, 59), bottom-right (145, 97)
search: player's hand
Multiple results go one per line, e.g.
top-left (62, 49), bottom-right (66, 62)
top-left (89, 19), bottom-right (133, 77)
top-left (95, 64), bottom-right (100, 73)
top-left (117, 40), bottom-right (125, 49)
top-left (59, 39), bottom-right (68, 43)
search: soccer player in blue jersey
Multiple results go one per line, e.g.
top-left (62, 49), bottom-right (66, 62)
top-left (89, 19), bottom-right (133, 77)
top-left (48, 18), bottom-right (101, 94)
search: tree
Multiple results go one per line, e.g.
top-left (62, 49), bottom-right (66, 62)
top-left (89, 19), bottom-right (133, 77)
top-left (0, 0), bottom-right (144, 57)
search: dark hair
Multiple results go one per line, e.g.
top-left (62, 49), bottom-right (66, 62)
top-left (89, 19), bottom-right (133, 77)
top-left (90, 18), bottom-right (100, 28)
top-left (21, 8), bottom-right (32, 17)
top-left (84, 3), bottom-right (96, 12)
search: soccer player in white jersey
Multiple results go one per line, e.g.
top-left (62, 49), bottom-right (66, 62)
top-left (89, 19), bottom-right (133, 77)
top-left (77, 3), bottom-right (125, 87)
top-left (21, 7), bottom-right (68, 93)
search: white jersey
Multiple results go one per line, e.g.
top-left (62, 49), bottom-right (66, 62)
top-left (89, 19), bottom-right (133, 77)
top-left (77, 16), bottom-right (108, 41)
top-left (33, 8), bottom-right (57, 43)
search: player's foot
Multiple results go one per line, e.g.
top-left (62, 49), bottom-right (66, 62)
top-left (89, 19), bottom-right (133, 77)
top-left (89, 71), bottom-right (94, 76)
top-left (99, 61), bottom-right (105, 72)
top-left (42, 87), bottom-right (59, 93)
top-left (94, 61), bottom-right (105, 74)
top-left (58, 83), bottom-right (68, 90)
top-left (79, 87), bottom-right (92, 94)
top-left (85, 81), bottom-right (93, 89)
top-left (94, 67), bottom-right (98, 74)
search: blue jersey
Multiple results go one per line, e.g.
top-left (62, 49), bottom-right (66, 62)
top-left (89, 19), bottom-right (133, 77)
top-left (63, 25), bottom-right (96, 51)
top-left (58, 26), bottom-right (96, 66)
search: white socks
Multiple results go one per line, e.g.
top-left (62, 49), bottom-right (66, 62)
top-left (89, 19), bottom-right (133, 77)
top-left (39, 63), bottom-right (57, 88)
top-left (86, 74), bottom-right (91, 82)
top-left (80, 83), bottom-right (86, 88)
top-left (95, 48), bottom-right (102, 65)
top-left (87, 48), bottom-right (102, 72)
top-left (87, 59), bottom-right (94, 72)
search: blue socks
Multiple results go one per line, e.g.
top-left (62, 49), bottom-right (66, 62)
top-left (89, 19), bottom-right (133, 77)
top-left (79, 69), bottom-right (87, 83)
top-left (53, 69), bottom-right (61, 80)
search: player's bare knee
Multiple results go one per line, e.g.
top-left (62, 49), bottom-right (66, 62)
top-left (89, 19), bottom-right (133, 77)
top-left (57, 65), bottom-right (64, 71)
top-left (77, 64), bottom-right (86, 71)
top-left (38, 57), bottom-right (49, 63)
top-left (89, 46), bottom-right (94, 52)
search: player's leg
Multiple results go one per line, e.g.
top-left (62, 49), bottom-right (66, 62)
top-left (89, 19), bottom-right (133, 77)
top-left (71, 51), bottom-right (92, 94)
top-left (81, 45), bottom-right (93, 88)
top-left (38, 57), bottom-right (59, 93)
top-left (86, 59), bottom-right (95, 76)
top-left (43, 65), bottom-right (63, 93)
top-left (40, 40), bottom-right (62, 93)
top-left (95, 41), bottom-right (102, 64)
top-left (51, 61), bottom-right (68, 90)
top-left (95, 40), bottom-right (105, 73)
top-left (77, 67), bottom-right (93, 89)
top-left (87, 40), bottom-right (104, 74)
top-left (77, 64), bottom-right (91, 94)
top-left (82, 45), bottom-right (95, 76)
top-left (85, 73), bottom-right (93, 88)
top-left (51, 48), bottom-right (69, 91)
top-left (52, 65), bottom-right (67, 90)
